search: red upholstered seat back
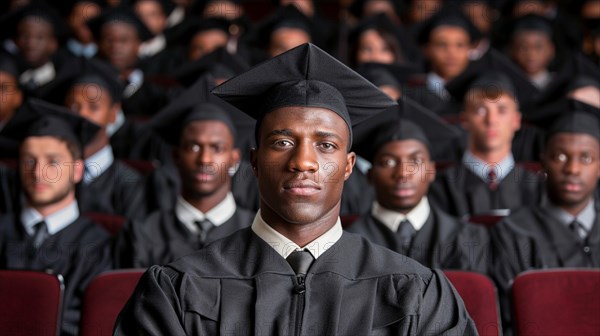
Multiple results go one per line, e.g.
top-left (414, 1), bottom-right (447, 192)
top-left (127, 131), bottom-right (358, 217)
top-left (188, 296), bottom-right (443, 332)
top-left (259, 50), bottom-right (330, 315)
top-left (444, 270), bottom-right (501, 336)
top-left (80, 270), bottom-right (144, 336)
top-left (0, 270), bottom-right (64, 336)
top-left (512, 269), bottom-right (600, 336)
top-left (467, 214), bottom-right (506, 228)
top-left (84, 212), bottom-right (126, 236)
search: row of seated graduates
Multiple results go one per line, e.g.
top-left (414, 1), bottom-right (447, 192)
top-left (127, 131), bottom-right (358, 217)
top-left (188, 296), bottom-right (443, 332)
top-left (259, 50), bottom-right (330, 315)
top-left (0, 0), bottom-right (599, 335)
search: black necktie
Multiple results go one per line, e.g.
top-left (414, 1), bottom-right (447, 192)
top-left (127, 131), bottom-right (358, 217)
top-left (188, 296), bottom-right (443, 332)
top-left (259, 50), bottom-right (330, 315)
top-left (31, 221), bottom-right (49, 248)
top-left (194, 219), bottom-right (214, 244)
top-left (397, 219), bottom-right (416, 251)
top-left (570, 220), bottom-right (588, 241)
top-left (286, 249), bottom-right (314, 276)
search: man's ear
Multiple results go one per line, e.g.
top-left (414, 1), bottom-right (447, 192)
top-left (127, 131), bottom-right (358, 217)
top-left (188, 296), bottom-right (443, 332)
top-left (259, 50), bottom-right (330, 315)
top-left (427, 160), bottom-right (437, 183)
top-left (344, 151), bottom-right (356, 181)
top-left (109, 103), bottom-right (120, 124)
top-left (72, 159), bottom-right (85, 184)
top-left (250, 147), bottom-right (258, 177)
top-left (231, 148), bottom-right (241, 167)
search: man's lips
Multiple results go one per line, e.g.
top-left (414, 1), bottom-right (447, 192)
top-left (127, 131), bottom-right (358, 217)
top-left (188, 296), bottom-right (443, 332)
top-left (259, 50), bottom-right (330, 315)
top-left (561, 180), bottom-right (583, 192)
top-left (392, 186), bottom-right (416, 198)
top-left (283, 180), bottom-right (321, 196)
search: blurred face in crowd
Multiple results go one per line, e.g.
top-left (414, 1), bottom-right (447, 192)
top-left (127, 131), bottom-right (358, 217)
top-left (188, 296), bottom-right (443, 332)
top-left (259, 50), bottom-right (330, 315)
top-left (512, 0), bottom-right (547, 17)
top-left (567, 85), bottom-right (600, 109)
top-left (175, 120), bottom-right (240, 201)
top-left (462, 1), bottom-right (493, 35)
top-left (188, 29), bottom-right (229, 61)
top-left (66, 84), bottom-right (118, 129)
top-left (369, 139), bottom-right (435, 214)
top-left (409, 0), bottom-right (442, 24)
top-left (268, 28), bottom-right (311, 58)
top-left (0, 71), bottom-right (23, 123)
top-left (134, 0), bottom-right (167, 35)
top-left (20, 136), bottom-right (84, 212)
top-left (362, 0), bottom-right (399, 22)
top-left (251, 106), bottom-right (355, 227)
top-left (98, 22), bottom-right (141, 72)
top-left (543, 133), bottom-right (600, 215)
top-left (202, 0), bottom-right (244, 21)
top-left (461, 90), bottom-right (521, 157)
top-left (425, 26), bottom-right (471, 81)
top-left (280, 0), bottom-right (314, 17)
top-left (510, 31), bottom-right (555, 77)
top-left (15, 17), bottom-right (58, 68)
top-left (68, 1), bottom-right (102, 44)
top-left (356, 29), bottom-right (396, 65)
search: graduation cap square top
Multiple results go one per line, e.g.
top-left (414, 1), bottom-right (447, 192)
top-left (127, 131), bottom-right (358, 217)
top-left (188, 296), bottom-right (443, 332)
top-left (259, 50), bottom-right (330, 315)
top-left (546, 105), bottom-right (600, 144)
top-left (416, 3), bottom-right (482, 45)
top-left (211, 43), bottom-right (397, 146)
top-left (2, 2), bottom-right (67, 42)
top-left (0, 98), bottom-right (100, 148)
top-left (71, 59), bottom-right (125, 103)
top-left (87, 6), bottom-right (154, 42)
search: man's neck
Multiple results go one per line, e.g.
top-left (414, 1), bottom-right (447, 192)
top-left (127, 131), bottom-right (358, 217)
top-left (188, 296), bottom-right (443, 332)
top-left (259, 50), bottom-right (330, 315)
top-left (29, 193), bottom-right (75, 218)
top-left (260, 203), bottom-right (340, 248)
top-left (550, 194), bottom-right (594, 217)
top-left (182, 184), bottom-right (230, 214)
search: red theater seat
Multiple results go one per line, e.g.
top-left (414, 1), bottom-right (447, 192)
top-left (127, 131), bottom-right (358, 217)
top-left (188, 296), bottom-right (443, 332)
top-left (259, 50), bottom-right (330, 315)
top-left (80, 270), bottom-right (145, 336)
top-left (444, 271), bottom-right (501, 336)
top-left (512, 268), bottom-right (600, 336)
top-left (0, 270), bottom-right (64, 336)
top-left (84, 212), bottom-right (126, 236)
top-left (467, 214), bottom-right (506, 228)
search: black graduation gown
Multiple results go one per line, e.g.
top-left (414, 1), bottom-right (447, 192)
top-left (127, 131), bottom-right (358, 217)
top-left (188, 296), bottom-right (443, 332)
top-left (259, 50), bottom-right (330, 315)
top-left (0, 164), bottom-right (18, 215)
top-left (114, 228), bottom-right (477, 335)
top-left (0, 214), bottom-right (112, 336)
top-left (402, 80), bottom-right (449, 114)
top-left (121, 80), bottom-right (168, 118)
top-left (114, 207), bottom-right (254, 268)
top-left (78, 161), bottom-right (146, 219)
top-left (429, 163), bottom-right (542, 218)
top-left (340, 168), bottom-right (374, 216)
top-left (347, 207), bottom-right (490, 273)
top-left (110, 119), bottom-right (172, 164)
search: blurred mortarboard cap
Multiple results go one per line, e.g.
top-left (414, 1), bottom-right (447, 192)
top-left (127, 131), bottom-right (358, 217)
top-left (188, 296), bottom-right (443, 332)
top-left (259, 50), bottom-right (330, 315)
top-left (211, 43), bottom-right (398, 145)
top-left (87, 6), bottom-right (154, 42)
top-left (3, 2), bottom-right (67, 41)
top-left (130, 0), bottom-right (176, 15)
top-left (348, 0), bottom-right (402, 20)
top-left (416, 3), bottom-right (482, 45)
top-left (70, 59), bottom-right (124, 102)
top-left (446, 49), bottom-right (540, 107)
top-left (172, 47), bottom-right (250, 87)
top-left (54, 0), bottom-right (106, 17)
top-left (151, 73), bottom-right (254, 147)
top-left (352, 96), bottom-right (462, 162)
top-left (546, 107), bottom-right (600, 143)
top-left (0, 98), bottom-right (100, 147)
top-left (253, 5), bottom-right (320, 48)
top-left (182, 17), bottom-right (232, 40)
top-left (510, 14), bottom-right (553, 37)
top-left (0, 54), bottom-right (20, 79)
top-left (356, 62), bottom-right (416, 89)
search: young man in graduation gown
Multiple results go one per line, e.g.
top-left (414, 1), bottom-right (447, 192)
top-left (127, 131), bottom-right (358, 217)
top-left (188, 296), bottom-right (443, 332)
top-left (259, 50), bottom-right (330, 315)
top-left (114, 89), bottom-right (255, 268)
top-left (0, 99), bottom-right (112, 336)
top-left (347, 115), bottom-right (489, 273)
top-left (64, 59), bottom-right (146, 219)
top-left (114, 43), bottom-right (476, 335)
top-left (430, 72), bottom-right (542, 218)
top-left (490, 109), bottom-right (600, 334)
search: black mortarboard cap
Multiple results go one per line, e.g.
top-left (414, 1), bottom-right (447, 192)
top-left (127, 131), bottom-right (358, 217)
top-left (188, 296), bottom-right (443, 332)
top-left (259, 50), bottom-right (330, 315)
top-left (181, 17), bottom-right (231, 42)
top-left (510, 14), bottom-right (553, 38)
top-left (416, 3), bottom-right (482, 44)
top-left (70, 59), bottom-right (124, 103)
top-left (151, 73), bottom-right (254, 147)
top-left (352, 96), bottom-right (462, 162)
top-left (0, 54), bottom-right (20, 79)
top-left (211, 43), bottom-right (398, 146)
top-left (4, 3), bottom-right (67, 41)
top-left (253, 5), bottom-right (319, 48)
top-left (0, 98), bottom-right (100, 147)
top-left (546, 108), bottom-right (600, 143)
top-left (54, 0), bottom-right (106, 17)
top-left (446, 48), bottom-right (540, 107)
top-left (87, 6), bottom-right (154, 42)
top-left (172, 47), bottom-right (250, 87)
top-left (356, 62), bottom-right (416, 88)
top-left (348, 0), bottom-right (402, 19)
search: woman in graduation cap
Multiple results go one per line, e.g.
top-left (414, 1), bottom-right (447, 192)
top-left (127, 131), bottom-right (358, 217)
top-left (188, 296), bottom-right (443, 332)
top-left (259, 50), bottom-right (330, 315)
top-left (114, 43), bottom-right (476, 335)
top-left (0, 99), bottom-right (112, 336)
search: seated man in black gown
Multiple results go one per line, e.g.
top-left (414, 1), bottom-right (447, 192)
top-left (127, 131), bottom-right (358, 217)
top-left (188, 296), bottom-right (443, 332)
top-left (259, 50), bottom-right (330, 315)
top-left (114, 43), bottom-right (476, 335)
top-left (491, 109), bottom-right (600, 334)
top-left (114, 87), bottom-right (255, 268)
top-left (347, 115), bottom-right (489, 273)
top-left (0, 99), bottom-right (112, 336)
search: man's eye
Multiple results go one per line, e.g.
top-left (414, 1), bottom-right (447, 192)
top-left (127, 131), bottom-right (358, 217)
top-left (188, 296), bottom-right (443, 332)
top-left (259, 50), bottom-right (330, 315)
top-left (319, 142), bottom-right (337, 151)
top-left (182, 144), bottom-right (200, 153)
top-left (274, 139), bottom-right (293, 147)
top-left (581, 153), bottom-right (594, 164)
top-left (378, 158), bottom-right (397, 168)
top-left (555, 153), bottom-right (567, 162)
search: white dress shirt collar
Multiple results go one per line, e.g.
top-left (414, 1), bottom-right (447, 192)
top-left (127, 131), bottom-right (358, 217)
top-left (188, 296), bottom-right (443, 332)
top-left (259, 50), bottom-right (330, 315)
top-left (19, 62), bottom-right (56, 87)
top-left (462, 150), bottom-right (515, 183)
top-left (84, 145), bottom-right (114, 184)
top-left (123, 69), bottom-right (144, 98)
top-left (372, 197), bottom-right (431, 232)
top-left (175, 193), bottom-right (237, 233)
top-left (426, 72), bottom-right (450, 100)
top-left (251, 209), bottom-right (343, 259)
top-left (21, 201), bottom-right (80, 236)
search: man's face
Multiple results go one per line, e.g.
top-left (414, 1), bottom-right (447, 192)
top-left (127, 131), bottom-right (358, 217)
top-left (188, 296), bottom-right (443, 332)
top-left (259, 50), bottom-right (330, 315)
top-left (510, 31), bottom-right (555, 76)
top-left (65, 84), bottom-right (118, 128)
top-left (175, 120), bottom-right (240, 200)
top-left (68, 2), bottom-right (101, 44)
top-left (543, 133), bottom-right (600, 209)
top-left (425, 26), bottom-right (471, 80)
top-left (251, 106), bottom-right (355, 225)
top-left (15, 17), bottom-right (58, 68)
top-left (357, 29), bottom-right (395, 65)
top-left (0, 71), bottom-right (23, 123)
top-left (188, 29), bottom-right (229, 61)
top-left (20, 136), bottom-right (84, 208)
top-left (134, 0), bottom-right (167, 35)
top-left (268, 28), bottom-right (311, 58)
top-left (409, 0), bottom-right (442, 24)
top-left (98, 22), bottom-right (141, 72)
top-left (368, 139), bottom-right (435, 213)
top-left (461, 91), bottom-right (521, 155)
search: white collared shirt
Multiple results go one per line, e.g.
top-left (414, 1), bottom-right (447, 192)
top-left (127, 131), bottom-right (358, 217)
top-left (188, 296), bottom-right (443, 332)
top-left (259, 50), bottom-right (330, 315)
top-left (251, 210), bottom-right (343, 260)
top-left (371, 197), bottom-right (431, 232)
top-left (175, 193), bottom-right (237, 233)
top-left (426, 72), bottom-right (450, 100)
top-left (66, 39), bottom-right (97, 58)
top-left (545, 198), bottom-right (596, 239)
top-left (123, 69), bottom-right (144, 98)
top-left (19, 62), bottom-right (56, 87)
top-left (21, 201), bottom-right (80, 236)
top-left (107, 109), bottom-right (125, 137)
top-left (463, 150), bottom-right (515, 183)
top-left (530, 70), bottom-right (552, 90)
top-left (139, 34), bottom-right (166, 58)
top-left (84, 145), bottom-right (114, 184)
